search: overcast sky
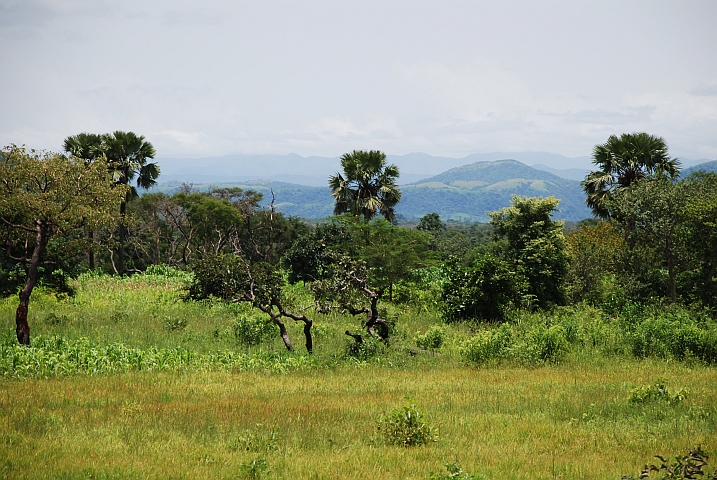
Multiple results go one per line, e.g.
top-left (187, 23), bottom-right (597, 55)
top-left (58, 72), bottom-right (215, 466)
top-left (2, 0), bottom-right (716, 161)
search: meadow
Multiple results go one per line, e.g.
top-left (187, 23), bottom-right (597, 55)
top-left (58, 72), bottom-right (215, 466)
top-left (1, 270), bottom-right (716, 479)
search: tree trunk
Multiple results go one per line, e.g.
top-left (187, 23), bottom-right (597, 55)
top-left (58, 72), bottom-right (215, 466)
top-left (118, 200), bottom-right (126, 275)
top-left (668, 256), bottom-right (677, 303)
top-left (16, 222), bottom-right (49, 345)
top-left (271, 315), bottom-right (293, 351)
top-left (88, 230), bottom-right (95, 270)
top-left (303, 320), bottom-right (313, 353)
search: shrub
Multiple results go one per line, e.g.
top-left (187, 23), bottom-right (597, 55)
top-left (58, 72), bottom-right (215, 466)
top-left (622, 446), bottom-right (717, 480)
top-left (441, 254), bottom-right (526, 323)
top-left (628, 379), bottom-right (688, 405)
top-left (233, 315), bottom-right (275, 346)
top-left (460, 324), bottom-right (513, 365)
top-left (516, 324), bottom-right (569, 364)
top-left (415, 326), bottom-right (446, 351)
top-left (628, 308), bottom-right (717, 363)
top-left (378, 401), bottom-right (438, 447)
top-left (345, 337), bottom-right (380, 361)
top-left (164, 317), bottom-right (188, 332)
top-left (429, 461), bottom-right (489, 480)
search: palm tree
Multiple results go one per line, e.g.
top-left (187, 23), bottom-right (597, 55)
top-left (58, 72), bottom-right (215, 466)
top-left (329, 150), bottom-right (401, 222)
top-left (582, 132), bottom-right (680, 218)
top-left (63, 131), bottom-right (159, 274)
top-left (104, 131), bottom-right (158, 275)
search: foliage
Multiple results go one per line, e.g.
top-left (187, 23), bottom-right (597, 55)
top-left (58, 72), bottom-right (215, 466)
top-left (329, 150), bottom-right (402, 222)
top-left (378, 401), bottom-right (438, 447)
top-left (628, 379), bottom-right (687, 405)
top-left (517, 324), bottom-right (569, 364)
top-left (565, 221), bottom-right (623, 304)
top-left (429, 461), bottom-right (489, 480)
top-left (460, 324), bottom-right (513, 365)
top-left (442, 254), bottom-right (526, 323)
top-left (488, 195), bottom-right (568, 308)
top-left (581, 132), bottom-right (680, 219)
top-left (623, 446), bottom-right (717, 480)
top-left (64, 131), bottom-right (159, 201)
top-left (626, 308), bottom-right (717, 363)
top-left (233, 313), bottom-right (275, 346)
top-left (239, 457), bottom-right (270, 480)
top-left (417, 212), bottom-right (445, 232)
top-left (0, 334), bottom-right (315, 378)
top-left (415, 326), bottom-right (446, 351)
top-left (187, 253), bottom-right (248, 301)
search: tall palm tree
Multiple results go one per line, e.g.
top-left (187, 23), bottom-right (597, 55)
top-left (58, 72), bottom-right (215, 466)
top-left (582, 132), bottom-right (680, 218)
top-left (104, 131), bottom-right (158, 275)
top-left (63, 131), bottom-right (159, 274)
top-left (329, 150), bottom-right (401, 222)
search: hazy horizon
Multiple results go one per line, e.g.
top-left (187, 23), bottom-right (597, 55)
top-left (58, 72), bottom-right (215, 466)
top-left (2, 1), bottom-right (716, 161)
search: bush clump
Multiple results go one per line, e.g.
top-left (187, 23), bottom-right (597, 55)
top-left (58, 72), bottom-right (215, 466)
top-left (233, 314), bottom-right (275, 346)
top-left (378, 401), bottom-right (438, 447)
top-left (628, 379), bottom-right (688, 405)
top-left (415, 326), bottom-right (446, 351)
top-left (460, 324), bottom-right (513, 365)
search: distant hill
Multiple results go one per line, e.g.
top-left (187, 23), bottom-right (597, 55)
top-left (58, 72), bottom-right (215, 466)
top-left (151, 159), bottom-right (593, 222)
top-left (398, 160), bottom-right (591, 222)
top-left (683, 160), bottom-right (717, 176)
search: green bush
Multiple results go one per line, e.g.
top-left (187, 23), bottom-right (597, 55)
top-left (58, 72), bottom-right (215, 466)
top-left (233, 314), bottom-right (275, 346)
top-left (628, 379), bottom-right (688, 405)
top-left (442, 254), bottom-right (526, 323)
top-left (378, 401), bottom-right (438, 447)
top-left (628, 308), bottom-right (717, 363)
top-left (415, 326), bottom-right (446, 351)
top-left (429, 461), bottom-right (489, 480)
top-left (345, 337), bottom-right (381, 361)
top-left (460, 324), bottom-right (513, 365)
top-left (516, 324), bottom-right (569, 364)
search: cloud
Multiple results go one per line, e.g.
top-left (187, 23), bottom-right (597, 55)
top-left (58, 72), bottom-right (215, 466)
top-left (691, 84), bottom-right (717, 97)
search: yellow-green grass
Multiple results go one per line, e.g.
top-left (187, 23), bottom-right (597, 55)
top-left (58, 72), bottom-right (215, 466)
top-left (2, 360), bottom-right (716, 479)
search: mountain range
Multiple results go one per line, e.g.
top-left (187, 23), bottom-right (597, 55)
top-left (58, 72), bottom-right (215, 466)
top-left (150, 153), bottom-right (717, 223)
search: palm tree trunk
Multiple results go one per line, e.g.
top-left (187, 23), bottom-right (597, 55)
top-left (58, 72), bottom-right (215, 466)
top-left (118, 200), bottom-right (126, 275)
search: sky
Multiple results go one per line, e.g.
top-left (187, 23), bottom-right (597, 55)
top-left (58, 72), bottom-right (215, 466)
top-left (1, 0), bottom-right (716, 162)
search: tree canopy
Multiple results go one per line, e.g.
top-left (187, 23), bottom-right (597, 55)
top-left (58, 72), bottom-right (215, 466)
top-left (328, 150), bottom-right (401, 222)
top-left (0, 145), bottom-right (125, 344)
top-left (582, 132), bottom-right (680, 219)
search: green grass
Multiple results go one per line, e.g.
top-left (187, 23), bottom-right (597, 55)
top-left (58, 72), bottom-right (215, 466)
top-left (1, 270), bottom-right (716, 478)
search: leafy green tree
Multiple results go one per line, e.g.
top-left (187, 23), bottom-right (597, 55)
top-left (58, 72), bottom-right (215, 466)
top-left (606, 174), bottom-right (689, 302)
top-left (680, 171), bottom-right (717, 310)
top-left (442, 253), bottom-right (527, 322)
top-left (417, 213), bottom-right (444, 232)
top-left (565, 220), bottom-right (623, 304)
top-left (329, 150), bottom-right (401, 222)
top-left (582, 132), bottom-right (680, 219)
top-left (489, 195), bottom-right (568, 308)
top-left (351, 219), bottom-right (434, 301)
top-left (0, 146), bottom-right (125, 344)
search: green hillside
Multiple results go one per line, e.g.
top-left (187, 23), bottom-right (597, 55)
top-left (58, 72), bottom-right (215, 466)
top-left (151, 159), bottom-right (593, 222)
top-left (399, 159), bottom-right (591, 222)
top-left (684, 160), bottom-right (717, 176)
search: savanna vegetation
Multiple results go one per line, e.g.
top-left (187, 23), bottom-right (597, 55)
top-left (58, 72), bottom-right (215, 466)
top-left (1, 134), bottom-right (716, 479)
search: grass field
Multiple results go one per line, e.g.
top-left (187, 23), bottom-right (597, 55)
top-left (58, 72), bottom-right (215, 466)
top-left (1, 271), bottom-right (716, 479)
